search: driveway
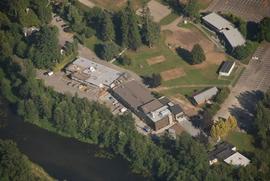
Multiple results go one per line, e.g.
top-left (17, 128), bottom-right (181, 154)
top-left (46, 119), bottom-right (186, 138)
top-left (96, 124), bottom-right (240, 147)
top-left (214, 43), bottom-right (270, 131)
top-left (50, 14), bottom-right (74, 47)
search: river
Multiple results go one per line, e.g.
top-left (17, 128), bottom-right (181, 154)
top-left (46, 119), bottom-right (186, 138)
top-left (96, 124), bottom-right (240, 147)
top-left (0, 99), bottom-right (146, 181)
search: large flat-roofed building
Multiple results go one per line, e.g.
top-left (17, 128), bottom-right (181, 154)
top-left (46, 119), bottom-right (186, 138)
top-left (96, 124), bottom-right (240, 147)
top-left (202, 12), bottom-right (246, 50)
top-left (219, 61), bottom-right (236, 76)
top-left (192, 87), bottom-right (219, 105)
top-left (112, 81), bottom-right (173, 131)
top-left (65, 57), bottom-right (123, 88)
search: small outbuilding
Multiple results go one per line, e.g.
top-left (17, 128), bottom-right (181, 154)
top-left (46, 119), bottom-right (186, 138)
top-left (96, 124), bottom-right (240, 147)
top-left (208, 142), bottom-right (250, 167)
top-left (192, 87), bottom-right (219, 105)
top-left (219, 61), bottom-right (235, 76)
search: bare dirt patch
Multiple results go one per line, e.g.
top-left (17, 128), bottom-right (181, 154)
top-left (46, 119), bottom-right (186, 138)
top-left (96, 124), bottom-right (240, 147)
top-left (161, 68), bottom-right (186, 81)
top-left (165, 26), bottom-right (224, 68)
top-left (137, 0), bottom-right (171, 22)
top-left (147, 55), bottom-right (166, 65)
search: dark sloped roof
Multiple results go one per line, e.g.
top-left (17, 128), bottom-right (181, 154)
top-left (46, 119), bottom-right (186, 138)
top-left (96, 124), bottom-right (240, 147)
top-left (208, 142), bottom-right (235, 160)
top-left (113, 81), bottom-right (154, 110)
top-left (169, 105), bottom-right (183, 115)
top-left (159, 97), bottom-right (171, 105)
top-left (219, 61), bottom-right (235, 73)
top-left (140, 99), bottom-right (163, 114)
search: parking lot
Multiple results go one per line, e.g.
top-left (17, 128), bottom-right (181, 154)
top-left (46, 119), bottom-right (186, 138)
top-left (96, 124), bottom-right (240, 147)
top-left (215, 43), bottom-right (270, 130)
top-left (36, 70), bottom-right (100, 101)
top-left (205, 0), bottom-right (270, 22)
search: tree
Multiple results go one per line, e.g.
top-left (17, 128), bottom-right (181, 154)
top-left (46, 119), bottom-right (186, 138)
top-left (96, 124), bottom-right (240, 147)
top-left (30, 0), bottom-right (52, 24)
top-left (15, 41), bottom-right (28, 58)
top-left (99, 12), bottom-right (115, 41)
top-left (233, 41), bottom-right (259, 60)
top-left (183, 0), bottom-right (200, 19)
top-left (141, 6), bottom-right (160, 47)
top-left (191, 44), bottom-right (206, 64)
top-left (0, 140), bottom-right (34, 181)
top-left (259, 17), bottom-right (270, 42)
top-left (30, 26), bottom-right (60, 68)
top-left (117, 55), bottom-right (131, 65)
top-left (119, 1), bottom-right (142, 50)
top-left (95, 42), bottom-right (119, 61)
top-left (227, 116), bottom-right (238, 129)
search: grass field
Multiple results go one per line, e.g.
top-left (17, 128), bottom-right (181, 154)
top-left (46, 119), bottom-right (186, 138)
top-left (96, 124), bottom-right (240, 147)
top-left (225, 131), bottom-right (256, 153)
top-left (85, 36), bottom-right (102, 51)
top-left (90, 0), bottom-right (148, 10)
top-left (159, 13), bottom-right (179, 25)
top-left (115, 32), bottom-right (237, 97)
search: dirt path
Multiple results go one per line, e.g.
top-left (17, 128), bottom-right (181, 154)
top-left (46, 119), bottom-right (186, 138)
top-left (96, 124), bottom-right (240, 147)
top-left (152, 84), bottom-right (227, 92)
top-left (78, 0), bottom-right (95, 8)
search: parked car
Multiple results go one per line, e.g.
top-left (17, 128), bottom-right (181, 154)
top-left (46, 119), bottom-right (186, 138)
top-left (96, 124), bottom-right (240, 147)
top-left (143, 126), bottom-right (151, 133)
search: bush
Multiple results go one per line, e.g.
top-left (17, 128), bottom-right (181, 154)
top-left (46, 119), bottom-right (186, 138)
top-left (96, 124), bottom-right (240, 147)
top-left (95, 42), bottom-right (120, 61)
top-left (233, 41), bottom-right (259, 60)
top-left (15, 41), bottom-right (28, 58)
top-left (142, 73), bottom-right (162, 88)
top-left (117, 55), bottom-right (131, 65)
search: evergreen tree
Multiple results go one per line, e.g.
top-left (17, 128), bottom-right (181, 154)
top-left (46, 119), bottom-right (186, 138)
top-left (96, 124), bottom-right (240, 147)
top-left (119, 1), bottom-right (141, 50)
top-left (191, 44), bottom-right (205, 64)
top-left (100, 12), bottom-right (115, 41)
top-left (141, 6), bottom-right (160, 47)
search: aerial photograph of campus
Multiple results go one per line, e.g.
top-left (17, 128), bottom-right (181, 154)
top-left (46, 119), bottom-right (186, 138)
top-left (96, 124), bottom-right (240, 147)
top-left (0, 0), bottom-right (270, 180)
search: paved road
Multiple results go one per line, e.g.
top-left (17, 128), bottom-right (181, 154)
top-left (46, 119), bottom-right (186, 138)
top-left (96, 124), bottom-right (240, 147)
top-left (215, 43), bottom-right (270, 130)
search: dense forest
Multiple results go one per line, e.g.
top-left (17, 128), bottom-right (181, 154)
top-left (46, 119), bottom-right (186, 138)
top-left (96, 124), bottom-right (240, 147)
top-left (0, 139), bottom-right (52, 181)
top-left (0, 0), bottom-right (270, 180)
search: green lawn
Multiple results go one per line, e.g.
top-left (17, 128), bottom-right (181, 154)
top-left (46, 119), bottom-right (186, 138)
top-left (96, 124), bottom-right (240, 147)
top-left (160, 87), bottom-right (204, 97)
top-left (85, 36), bottom-right (103, 51)
top-left (115, 32), bottom-right (236, 97)
top-left (225, 131), bottom-right (256, 153)
top-left (160, 13), bottom-right (179, 25)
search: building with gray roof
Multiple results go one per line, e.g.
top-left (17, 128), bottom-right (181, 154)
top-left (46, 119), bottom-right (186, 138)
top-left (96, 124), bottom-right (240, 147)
top-left (209, 142), bottom-right (250, 166)
top-left (202, 12), bottom-right (246, 50)
top-left (219, 61), bottom-right (235, 76)
top-left (112, 80), bottom-right (173, 131)
top-left (65, 57), bottom-right (123, 88)
top-left (192, 87), bottom-right (219, 105)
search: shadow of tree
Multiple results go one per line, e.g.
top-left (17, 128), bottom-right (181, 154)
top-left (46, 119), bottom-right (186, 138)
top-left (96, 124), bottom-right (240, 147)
top-left (176, 47), bottom-right (192, 64)
top-left (228, 90), bottom-right (264, 133)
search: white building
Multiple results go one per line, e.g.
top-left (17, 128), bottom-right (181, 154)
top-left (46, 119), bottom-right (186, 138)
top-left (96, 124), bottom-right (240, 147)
top-left (219, 61), bottom-right (236, 76)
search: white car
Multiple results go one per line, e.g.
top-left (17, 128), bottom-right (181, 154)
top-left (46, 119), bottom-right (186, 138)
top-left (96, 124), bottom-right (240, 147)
top-left (252, 56), bottom-right (259, 60)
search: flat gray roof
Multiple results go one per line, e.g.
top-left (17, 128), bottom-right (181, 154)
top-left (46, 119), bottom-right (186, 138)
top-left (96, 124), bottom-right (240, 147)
top-left (203, 12), bottom-right (246, 48)
top-left (67, 57), bottom-right (122, 87)
top-left (202, 12), bottom-right (233, 30)
top-left (221, 28), bottom-right (246, 48)
top-left (113, 80), bottom-right (155, 110)
top-left (193, 87), bottom-right (218, 104)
